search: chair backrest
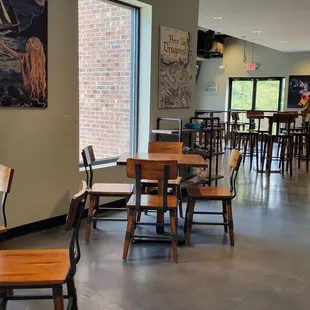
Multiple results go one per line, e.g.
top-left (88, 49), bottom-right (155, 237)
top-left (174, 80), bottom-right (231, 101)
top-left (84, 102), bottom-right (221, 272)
top-left (127, 159), bottom-right (178, 212)
top-left (81, 145), bottom-right (96, 187)
top-left (231, 112), bottom-right (240, 122)
top-left (246, 111), bottom-right (264, 130)
top-left (65, 181), bottom-right (88, 279)
top-left (0, 165), bottom-right (14, 194)
top-left (0, 165), bottom-right (14, 227)
top-left (272, 113), bottom-right (295, 134)
top-left (246, 110), bottom-right (264, 119)
top-left (228, 150), bottom-right (242, 198)
top-left (148, 141), bottom-right (183, 154)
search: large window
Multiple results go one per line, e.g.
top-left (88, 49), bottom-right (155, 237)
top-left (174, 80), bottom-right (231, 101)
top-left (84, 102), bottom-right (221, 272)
top-left (228, 77), bottom-right (285, 113)
top-left (79, 0), bottom-right (139, 161)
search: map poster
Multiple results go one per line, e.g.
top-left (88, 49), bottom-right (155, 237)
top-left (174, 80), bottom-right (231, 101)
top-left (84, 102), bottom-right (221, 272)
top-left (159, 26), bottom-right (192, 109)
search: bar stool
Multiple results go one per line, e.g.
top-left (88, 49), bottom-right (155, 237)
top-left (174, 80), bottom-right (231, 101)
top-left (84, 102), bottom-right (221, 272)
top-left (262, 113), bottom-right (295, 176)
top-left (233, 111), bottom-right (264, 169)
top-left (291, 130), bottom-right (310, 172)
top-left (225, 112), bottom-right (247, 149)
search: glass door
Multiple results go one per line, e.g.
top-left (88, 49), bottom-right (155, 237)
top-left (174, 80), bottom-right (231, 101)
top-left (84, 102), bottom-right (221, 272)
top-left (255, 79), bottom-right (282, 111)
top-left (230, 79), bottom-right (254, 122)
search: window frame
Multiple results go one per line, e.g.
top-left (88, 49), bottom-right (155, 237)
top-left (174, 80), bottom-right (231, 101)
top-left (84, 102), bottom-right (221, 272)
top-left (228, 77), bottom-right (285, 113)
top-left (79, 0), bottom-right (140, 167)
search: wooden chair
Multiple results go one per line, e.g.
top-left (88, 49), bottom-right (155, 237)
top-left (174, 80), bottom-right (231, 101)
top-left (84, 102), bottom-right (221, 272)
top-left (82, 146), bottom-right (134, 242)
top-left (123, 159), bottom-right (179, 263)
top-left (0, 181), bottom-right (87, 310)
top-left (184, 150), bottom-right (242, 246)
top-left (142, 142), bottom-right (183, 218)
top-left (0, 165), bottom-right (14, 250)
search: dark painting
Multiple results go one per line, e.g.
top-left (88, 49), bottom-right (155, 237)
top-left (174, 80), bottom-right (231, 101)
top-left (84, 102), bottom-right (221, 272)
top-left (0, 0), bottom-right (47, 108)
top-left (287, 75), bottom-right (310, 109)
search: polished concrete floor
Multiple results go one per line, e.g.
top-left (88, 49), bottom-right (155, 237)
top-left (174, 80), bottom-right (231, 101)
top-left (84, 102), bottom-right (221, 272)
top-left (5, 158), bottom-right (310, 309)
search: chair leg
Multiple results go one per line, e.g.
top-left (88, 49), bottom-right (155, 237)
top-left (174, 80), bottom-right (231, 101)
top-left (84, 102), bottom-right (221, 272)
top-left (222, 200), bottom-right (228, 233)
top-left (249, 134), bottom-right (256, 169)
top-left (306, 135), bottom-right (310, 173)
top-left (122, 208), bottom-right (135, 261)
top-left (226, 200), bottom-right (234, 246)
top-left (169, 209), bottom-right (178, 263)
top-left (144, 186), bottom-right (150, 216)
top-left (136, 211), bottom-right (142, 222)
top-left (256, 133), bottom-right (260, 170)
top-left (130, 211), bottom-right (137, 244)
top-left (298, 135), bottom-right (303, 170)
top-left (85, 196), bottom-right (95, 242)
top-left (243, 135), bottom-right (248, 164)
top-left (280, 138), bottom-right (286, 173)
top-left (92, 196), bottom-right (100, 229)
top-left (238, 134), bottom-right (242, 151)
top-left (0, 288), bottom-right (7, 310)
top-left (52, 285), bottom-right (64, 310)
top-left (177, 185), bottom-right (183, 218)
top-left (261, 134), bottom-right (268, 170)
top-left (185, 197), bottom-right (195, 246)
top-left (289, 137), bottom-right (293, 177)
top-left (67, 278), bottom-right (78, 310)
top-left (267, 138), bottom-right (273, 175)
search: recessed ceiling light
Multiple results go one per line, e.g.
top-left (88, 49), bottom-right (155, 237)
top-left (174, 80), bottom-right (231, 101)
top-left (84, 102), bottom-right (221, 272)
top-left (213, 16), bottom-right (223, 20)
top-left (252, 30), bottom-right (261, 34)
top-left (281, 40), bottom-right (288, 44)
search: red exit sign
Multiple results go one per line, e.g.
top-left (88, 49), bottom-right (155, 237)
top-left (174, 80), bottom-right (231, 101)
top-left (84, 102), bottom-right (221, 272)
top-left (246, 63), bottom-right (257, 71)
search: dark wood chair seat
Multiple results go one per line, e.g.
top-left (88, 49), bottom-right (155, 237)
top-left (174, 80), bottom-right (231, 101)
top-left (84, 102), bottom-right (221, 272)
top-left (127, 194), bottom-right (177, 209)
top-left (88, 183), bottom-right (134, 196)
top-left (187, 186), bottom-right (233, 199)
top-left (0, 249), bottom-right (70, 286)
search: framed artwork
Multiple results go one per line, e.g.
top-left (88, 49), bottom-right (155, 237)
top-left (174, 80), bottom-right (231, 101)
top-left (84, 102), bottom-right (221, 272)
top-left (0, 0), bottom-right (47, 108)
top-left (159, 26), bottom-right (192, 109)
top-left (204, 82), bottom-right (218, 93)
top-left (288, 75), bottom-right (310, 109)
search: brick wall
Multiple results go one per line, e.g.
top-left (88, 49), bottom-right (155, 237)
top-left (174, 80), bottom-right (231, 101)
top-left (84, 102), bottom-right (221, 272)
top-left (79, 0), bottom-right (132, 159)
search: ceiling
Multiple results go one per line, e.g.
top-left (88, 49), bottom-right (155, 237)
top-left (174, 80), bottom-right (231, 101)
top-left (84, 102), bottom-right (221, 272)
top-left (199, 0), bottom-right (310, 52)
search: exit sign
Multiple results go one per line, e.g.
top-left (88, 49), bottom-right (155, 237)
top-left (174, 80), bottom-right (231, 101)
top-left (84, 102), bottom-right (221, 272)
top-left (246, 63), bottom-right (257, 71)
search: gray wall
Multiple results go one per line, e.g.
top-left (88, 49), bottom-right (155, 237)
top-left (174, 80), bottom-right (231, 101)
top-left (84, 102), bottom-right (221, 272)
top-left (0, 0), bottom-right (199, 228)
top-left (196, 37), bottom-right (310, 113)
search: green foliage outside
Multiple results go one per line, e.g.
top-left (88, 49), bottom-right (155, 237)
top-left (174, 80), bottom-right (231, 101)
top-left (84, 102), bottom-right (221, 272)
top-left (231, 80), bottom-right (282, 112)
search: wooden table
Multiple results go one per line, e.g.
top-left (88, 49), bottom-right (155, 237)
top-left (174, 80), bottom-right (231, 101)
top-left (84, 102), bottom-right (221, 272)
top-left (117, 153), bottom-right (208, 168)
top-left (117, 152), bottom-right (208, 239)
